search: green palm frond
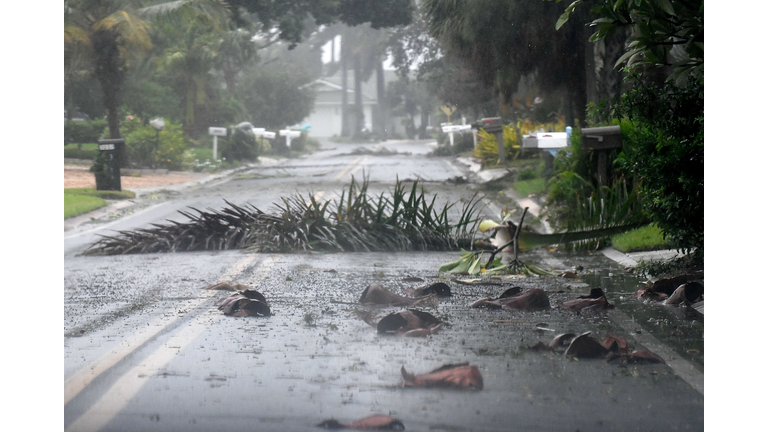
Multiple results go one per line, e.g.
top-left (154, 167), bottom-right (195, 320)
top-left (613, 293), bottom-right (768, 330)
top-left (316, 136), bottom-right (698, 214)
top-left (85, 176), bottom-right (486, 256)
top-left (95, 10), bottom-right (152, 51)
top-left (137, 0), bottom-right (230, 28)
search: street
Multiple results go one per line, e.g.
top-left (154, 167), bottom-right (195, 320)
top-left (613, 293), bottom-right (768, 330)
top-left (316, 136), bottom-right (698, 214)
top-left (63, 139), bottom-right (703, 432)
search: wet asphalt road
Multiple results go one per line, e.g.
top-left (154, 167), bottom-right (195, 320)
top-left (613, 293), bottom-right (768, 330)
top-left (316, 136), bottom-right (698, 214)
top-left (64, 139), bottom-right (703, 432)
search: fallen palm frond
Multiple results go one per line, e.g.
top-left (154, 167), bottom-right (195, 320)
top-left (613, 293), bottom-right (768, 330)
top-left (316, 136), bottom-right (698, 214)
top-left (84, 175), bottom-right (485, 255)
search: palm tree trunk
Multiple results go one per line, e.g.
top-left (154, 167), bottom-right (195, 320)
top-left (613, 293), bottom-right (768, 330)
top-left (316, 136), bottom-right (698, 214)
top-left (341, 49), bottom-right (350, 137)
top-left (354, 53), bottom-right (364, 135)
top-left (92, 28), bottom-right (128, 167)
top-left (375, 57), bottom-right (388, 141)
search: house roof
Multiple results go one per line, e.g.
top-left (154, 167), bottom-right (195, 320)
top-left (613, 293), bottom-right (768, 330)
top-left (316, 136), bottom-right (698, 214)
top-left (304, 69), bottom-right (404, 106)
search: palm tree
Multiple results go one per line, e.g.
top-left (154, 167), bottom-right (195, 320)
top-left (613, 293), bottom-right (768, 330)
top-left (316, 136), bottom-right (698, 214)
top-left (159, 20), bottom-right (221, 136)
top-left (64, 0), bottom-right (228, 165)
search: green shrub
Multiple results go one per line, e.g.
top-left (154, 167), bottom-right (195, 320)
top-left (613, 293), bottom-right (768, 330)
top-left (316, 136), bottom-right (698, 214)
top-left (513, 178), bottom-right (547, 197)
top-left (124, 119), bottom-right (192, 170)
top-left (221, 127), bottom-right (260, 162)
top-left (64, 119), bottom-right (108, 145)
top-left (64, 144), bottom-right (99, 160)
top-left (517, 166), bottom-right (538, 181)
top-left (612, 79), bottom-right (704, 255)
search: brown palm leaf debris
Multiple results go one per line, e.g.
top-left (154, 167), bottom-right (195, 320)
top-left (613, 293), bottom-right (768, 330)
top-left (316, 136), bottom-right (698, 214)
top-left (215, 288), bottom-right (271, 317)
top-left (400, 363), bottom-right (484, 390)
top-left (469, 287), bottom-right (551, 311)
top-left (359, 283), bottom-right (438, 308)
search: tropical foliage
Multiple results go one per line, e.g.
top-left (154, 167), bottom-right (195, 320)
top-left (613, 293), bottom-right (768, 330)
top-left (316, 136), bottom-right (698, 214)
top-left (473, 118), bottom-right (566, 166)
top-left (612, 79), bottom-right (704, 254)
top-left (556, 0), bottom-right (703, 83)
top-left (85, 176), bottom-right (485, 255)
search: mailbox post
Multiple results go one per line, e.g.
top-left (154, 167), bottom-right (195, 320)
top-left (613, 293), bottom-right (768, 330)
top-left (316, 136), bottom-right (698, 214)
top-left (581, 125), bottom-right (622, 188)
top-left (475, 117), bottom-right (504, 163)
top-left (150, 118), bottom-right (165, 169)
top-left (208, 127), bottom-right (227, 161)
top-left (96, 138), bottom-right (125, 191)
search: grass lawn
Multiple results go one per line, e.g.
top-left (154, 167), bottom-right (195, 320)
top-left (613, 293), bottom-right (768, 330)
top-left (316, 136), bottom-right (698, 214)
top-left (513, 178), bottom-right (547, 197)
top-left (611, 224), bottom-right (671, 252)
top-left (64, 193), bottom-right (108, 219)
top-left (64, 188), bottom-right (135, 219)
top-left (189, 147), bottom-right (214, 162)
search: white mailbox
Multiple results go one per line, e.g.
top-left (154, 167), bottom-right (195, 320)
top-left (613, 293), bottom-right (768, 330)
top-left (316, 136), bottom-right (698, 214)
top-left (441, 124), bottom-right (472, 146)
top-left (522, 132), bottom-right (568, 149)
top-left (252, 128), bottom-right (266, 136)
top-left (279, 129), bottom-right (301, 148)
top-left (262, 131), bottom-right (276, 140)
top-left (441, 124), bottom-right (471, 133)
top-left (208, 127), bottom-right (227, 136)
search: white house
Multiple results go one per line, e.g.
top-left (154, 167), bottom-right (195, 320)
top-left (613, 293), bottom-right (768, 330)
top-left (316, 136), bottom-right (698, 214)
top-left (301, 77), bottom-right (377, 137)
top-left (298, 69), bottom-right (431, 138)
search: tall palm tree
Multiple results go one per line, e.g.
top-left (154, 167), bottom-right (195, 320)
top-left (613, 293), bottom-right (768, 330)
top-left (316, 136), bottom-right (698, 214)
top-left (64, 0), bottom-right (228, 165)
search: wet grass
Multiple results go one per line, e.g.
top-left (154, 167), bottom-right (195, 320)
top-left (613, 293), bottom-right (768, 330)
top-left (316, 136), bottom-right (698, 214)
top-left (65, 188), bottom-right (136, 219)
top-left (513, 178), bottom-right (547, 197)
top-left (65, 193), bottom-right (108, 219)
top-left (611, 224), bottom-right (670, 253)
top-left (85, 176), bottom-right (486, 255)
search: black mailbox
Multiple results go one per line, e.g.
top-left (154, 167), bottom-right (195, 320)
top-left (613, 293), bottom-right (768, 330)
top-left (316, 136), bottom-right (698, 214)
top-left (474, 117), bottom-right (504, 134)
top-left (581, 125), bottom-right (622, 150)
top-left (96, 138), bottom-right (124, 191)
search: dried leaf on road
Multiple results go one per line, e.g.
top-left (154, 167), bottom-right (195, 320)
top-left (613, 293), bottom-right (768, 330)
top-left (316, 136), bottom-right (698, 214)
top-left (637, 274), bottom-right (702, 301)
top-left (664, 282), bottom-right (704, 305)
top-left (360, 283), bottom-right (438, 308)
top-left (469, 288), bottom-right (551, 311)
top-left (317, 414), bottom-right (405, 430)
top-left (401, 363), bottom-right (483, 390)
top-left (602, 334), bottom-right (629, 354)
top-left (215, 289), bottom-right (271, 317)
top-left (376, 309), bottom-right (445, 337)
top-left (562, 295), bottom-right (615, 312)
top-left (564, 332), bottom-right (610, 358)
top-left (405, 282), bottom-right (452, 298)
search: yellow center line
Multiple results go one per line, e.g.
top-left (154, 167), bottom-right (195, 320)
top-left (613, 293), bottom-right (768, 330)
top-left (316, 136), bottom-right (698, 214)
top-left (333, 157), bottom-right (362, 180)
top-left (66, 255), bottom-right (281, 431)
top-left (64, 253), bottom-right (264, 405)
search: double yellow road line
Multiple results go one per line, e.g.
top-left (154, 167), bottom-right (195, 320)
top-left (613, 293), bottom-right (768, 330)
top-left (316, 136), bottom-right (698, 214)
top-left (65, 254), bottom-right (280, 432)
top-left (314, 156), bottom-right (369, 202)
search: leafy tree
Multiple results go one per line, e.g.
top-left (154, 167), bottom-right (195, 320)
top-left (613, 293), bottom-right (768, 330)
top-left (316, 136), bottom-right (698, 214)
top-left (227, 0), bottom-right (413, 47)
top-left (64, 0), bottom-right (229, 166)
top-left (218, 27), bottom-right (260, 93)
top-left (235, 62), bottom-right (316, 129)
top-left (555, 0), bottom-right (704, 257)
top-left (556, 0), bottom-right (703, 83)
top-left (158, 18), bottom-right (223, 136)
top-left (421, 0), bottom-right (590, 125)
